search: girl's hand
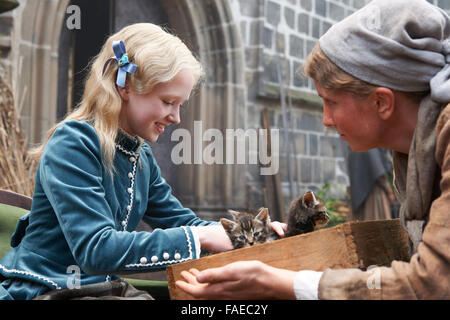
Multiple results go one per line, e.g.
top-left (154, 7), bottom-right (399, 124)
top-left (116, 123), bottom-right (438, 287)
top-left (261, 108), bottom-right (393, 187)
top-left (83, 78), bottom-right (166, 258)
top-left (193, 225), bottom-right (234, 253)
top-left (271, 221), bottom-right (287, 237)
top-left (175, 260), bottom-right (297, 299)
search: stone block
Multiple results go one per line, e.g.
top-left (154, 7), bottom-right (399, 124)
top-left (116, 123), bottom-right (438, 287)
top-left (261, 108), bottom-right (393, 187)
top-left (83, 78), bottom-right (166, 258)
top-left (266, 1), bottom-right (281, 27)
top-left (299, 157), bottom-right (312, 183)
top-left (306, 39), bottom-right (316, 56)
top-left (246, 71), bottom-right (260, 102)
top-left (279, 155), bottom-right (288, 181)
top-left (323, 158), bottom-right (336, 181)
top-left (263, 53), bottom-right (279, 84)
top-left (312, 158), bottom-right (321, 183)
top-left (276, 31), bottom-right (286, 54)
top-left (0, 15), bottom-right (13, 36)
top-left (297, 12), bottom-right (310, 34)
top-left (312, 17), bottom-right (321, 38)
top-left (239, 0), bottom-right (261, 17)
top-left (309, 133), bottom-right (319, 156)
top-left (240, 20), bottom-right (247, 42)
top-left (353, 0), bottom-right (368, 9)
top-left (284, 7), bottom-right (295, 29)
top-left (245, 47), bottom-right (260, 69)
top-left (262, 25), bottom-right (273, 48)
top-left (230, 50), bottom-right (245, 84)
top-left (438, 0), bottom-right (450, 10)
top-left (329, 2), bottom-right (346, 21)
top-left (298, 112), bottom-right (324, 132)
top-left (322, 20), bottom-right (332, 34)
top-left (315, 0), bottom-right (327, 17)
top-left (250, 19), bottom-right (263, 46)
top-left (300, 0), bottom-right (312, 11)
top-left (293, 131), bottom-right (307, 154)
top-left (226, 23), bottom-right (242, 50)
top-left (289, 34), bottom-right (304, 59)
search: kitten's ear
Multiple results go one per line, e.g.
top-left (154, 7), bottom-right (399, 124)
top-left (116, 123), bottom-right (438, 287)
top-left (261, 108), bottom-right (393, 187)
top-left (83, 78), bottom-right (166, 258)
top-left (255, 207), bottom-right (270, 223)
top-left (302, 191), bottom-right (319, 208)
top-left (220, 218), bottom-right (237, 233)
top-left (227, 210), bottom-right (241, 219)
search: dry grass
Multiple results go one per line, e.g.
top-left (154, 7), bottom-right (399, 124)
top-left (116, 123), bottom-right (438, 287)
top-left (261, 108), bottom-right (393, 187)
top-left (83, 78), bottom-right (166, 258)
top-left (0, 65), bottom-right (36, 197)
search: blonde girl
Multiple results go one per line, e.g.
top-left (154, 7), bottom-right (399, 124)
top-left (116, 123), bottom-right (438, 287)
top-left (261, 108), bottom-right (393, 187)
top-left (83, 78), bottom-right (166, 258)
top-left (0, 23), bottom-right (234, 300)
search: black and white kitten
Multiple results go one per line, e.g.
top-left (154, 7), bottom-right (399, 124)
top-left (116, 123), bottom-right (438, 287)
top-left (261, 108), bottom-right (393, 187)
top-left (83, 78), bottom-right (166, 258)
top-left (220, 207), bottom-right (278, 249)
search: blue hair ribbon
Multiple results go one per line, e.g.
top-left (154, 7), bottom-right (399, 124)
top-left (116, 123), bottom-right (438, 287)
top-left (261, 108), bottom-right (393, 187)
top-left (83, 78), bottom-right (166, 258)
top-left (102, 40), bottom-right (137, 87)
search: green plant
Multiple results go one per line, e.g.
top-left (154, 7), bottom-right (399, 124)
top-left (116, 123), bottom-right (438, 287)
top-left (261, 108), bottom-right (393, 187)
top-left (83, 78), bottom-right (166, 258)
top-left (315, 183), bottom-right (347, 228)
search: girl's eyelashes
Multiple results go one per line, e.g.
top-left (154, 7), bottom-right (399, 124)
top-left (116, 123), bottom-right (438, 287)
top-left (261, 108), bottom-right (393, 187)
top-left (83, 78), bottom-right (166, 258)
top-left (163, 100), bottom-right (174, 106)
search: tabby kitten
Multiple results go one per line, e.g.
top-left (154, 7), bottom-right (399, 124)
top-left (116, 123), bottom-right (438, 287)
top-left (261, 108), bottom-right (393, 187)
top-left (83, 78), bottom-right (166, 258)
top-left (285, 191), bottom-right (329, 236)
top-left (222, 191), bottom-right (329, 249)
top-left (220, 208), bottom-right (278, 249)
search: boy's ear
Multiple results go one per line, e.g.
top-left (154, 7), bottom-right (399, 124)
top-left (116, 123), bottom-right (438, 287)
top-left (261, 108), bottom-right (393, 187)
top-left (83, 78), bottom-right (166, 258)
top-left (373, 87), bottom-right (395, 120)
top-left (117, 84), bottom-right (130, 101)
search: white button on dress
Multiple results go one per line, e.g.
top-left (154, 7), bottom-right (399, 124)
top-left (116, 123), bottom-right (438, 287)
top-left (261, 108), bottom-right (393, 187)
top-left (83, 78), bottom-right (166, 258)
top-left (140, 257), bottom-right (147, 264)
top-left (163, 252), bottom-right (170, 260)
top-left (174, 253), bottom-right (181, 260)
top-left (151, 255), bottom-right (158, 263)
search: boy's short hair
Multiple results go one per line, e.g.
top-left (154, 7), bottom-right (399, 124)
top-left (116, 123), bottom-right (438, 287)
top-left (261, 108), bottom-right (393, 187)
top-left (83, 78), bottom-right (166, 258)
top-left (303, 43), bottom-right (377, 99)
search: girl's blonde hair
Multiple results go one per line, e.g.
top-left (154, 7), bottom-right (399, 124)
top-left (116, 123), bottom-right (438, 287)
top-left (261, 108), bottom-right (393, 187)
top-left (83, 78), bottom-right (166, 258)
top-left (31, 23), bottom-right (204, 173)
top-left (303, 43), bottom-right (377, 98)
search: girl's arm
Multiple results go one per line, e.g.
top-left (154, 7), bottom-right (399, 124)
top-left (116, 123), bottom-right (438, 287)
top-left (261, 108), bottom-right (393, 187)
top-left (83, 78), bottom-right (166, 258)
top-left (40, 121), bottom-right (205, 274)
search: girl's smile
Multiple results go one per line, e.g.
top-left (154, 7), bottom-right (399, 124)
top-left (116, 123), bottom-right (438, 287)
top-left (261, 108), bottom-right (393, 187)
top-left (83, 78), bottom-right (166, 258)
top-left (118, 68), bottom-right (195, 142)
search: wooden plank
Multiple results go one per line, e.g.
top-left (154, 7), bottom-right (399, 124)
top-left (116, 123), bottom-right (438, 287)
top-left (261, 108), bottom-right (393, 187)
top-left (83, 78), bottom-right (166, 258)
top-left (347, 219), bottom-right (411, 269)
top-left (166, 219), bottom-right (410, 300)
top-left (0, 189), bottom-right (32, 211)
top-left (261, 109), bottom-right (285, 222)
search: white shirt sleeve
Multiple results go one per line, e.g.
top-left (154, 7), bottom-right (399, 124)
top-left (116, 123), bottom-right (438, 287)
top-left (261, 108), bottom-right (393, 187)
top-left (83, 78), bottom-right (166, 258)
top-left (190, 227), bottom-right (202, 259)
top-left (293, 270), bottom-right (323, 300)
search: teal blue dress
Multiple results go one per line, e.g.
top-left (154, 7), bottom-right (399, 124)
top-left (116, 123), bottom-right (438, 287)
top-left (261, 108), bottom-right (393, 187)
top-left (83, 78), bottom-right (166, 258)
top-left (0, 120), bottom-right (215, 299)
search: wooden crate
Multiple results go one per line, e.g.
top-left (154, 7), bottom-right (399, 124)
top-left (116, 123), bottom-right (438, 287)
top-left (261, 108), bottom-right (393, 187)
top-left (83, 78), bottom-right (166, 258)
top-left (166, 219), bottom-right (410, 300)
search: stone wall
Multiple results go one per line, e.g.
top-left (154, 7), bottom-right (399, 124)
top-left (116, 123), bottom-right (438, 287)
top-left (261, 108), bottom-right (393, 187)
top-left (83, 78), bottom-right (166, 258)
top-left (228, 0), bottom-right (372, 208)
top-left (1, 0), bottom-right (449, 218)
top-left (226, 0), bottom-right (450, 210)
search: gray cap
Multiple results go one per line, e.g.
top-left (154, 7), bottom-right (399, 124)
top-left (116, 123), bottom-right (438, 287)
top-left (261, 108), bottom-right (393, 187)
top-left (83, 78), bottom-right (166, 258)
top-left (319, 0), bottom-right (450, 103)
